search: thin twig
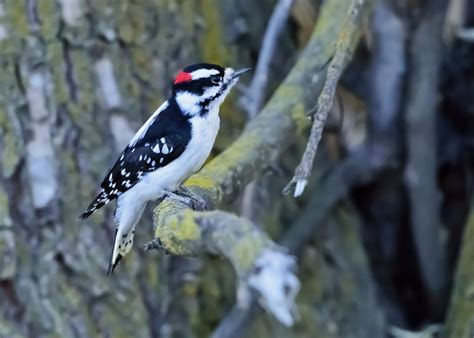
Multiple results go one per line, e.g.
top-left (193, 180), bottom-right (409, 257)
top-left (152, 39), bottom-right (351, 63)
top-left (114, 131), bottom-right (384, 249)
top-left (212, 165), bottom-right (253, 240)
top-left (284, 0), bottom-right (367, 197)
top-left (240, 0), bottom-right (294, 219)
top-left (239, 0), bottom-right (294, 118)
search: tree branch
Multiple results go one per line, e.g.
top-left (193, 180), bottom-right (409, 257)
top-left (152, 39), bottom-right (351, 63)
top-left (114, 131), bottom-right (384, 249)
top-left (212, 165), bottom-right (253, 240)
top-left (404, 0), bottom-right (449, 313)
top-left (239, 0), bottom-right (294, 119)
top-left (150, 205), bottom-right (300, 326)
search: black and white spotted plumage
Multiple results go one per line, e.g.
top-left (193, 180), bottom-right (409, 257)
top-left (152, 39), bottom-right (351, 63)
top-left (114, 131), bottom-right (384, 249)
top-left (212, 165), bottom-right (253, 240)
top-left (79, 99), bottom-right (191, 219)
top-left (79, 63), bottom-right (250, 274)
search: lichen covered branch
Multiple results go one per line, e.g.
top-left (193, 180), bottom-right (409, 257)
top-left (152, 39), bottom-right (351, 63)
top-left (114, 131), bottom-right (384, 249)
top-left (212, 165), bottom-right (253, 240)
top-left (151, 202), bottom-right (300, 326)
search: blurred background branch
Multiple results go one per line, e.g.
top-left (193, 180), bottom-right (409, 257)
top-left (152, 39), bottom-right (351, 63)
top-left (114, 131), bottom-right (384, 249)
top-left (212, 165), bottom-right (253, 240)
top-left (404, 0), bottom-right (449, 316)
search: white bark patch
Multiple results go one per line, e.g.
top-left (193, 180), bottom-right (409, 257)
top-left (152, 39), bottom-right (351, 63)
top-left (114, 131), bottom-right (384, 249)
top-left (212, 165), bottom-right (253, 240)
top-left (246, 249), bottom-right (300, 326)
top-left (26, 72), bottom-right (58, 209)
top-left (60, 0), bottom-right (83, 26)
top-left (26, 143), bottom-right (57, 209)
top-left (109, 114), bottom-right (134, 150)
top-left (94, 57), bottom-right (121, 108)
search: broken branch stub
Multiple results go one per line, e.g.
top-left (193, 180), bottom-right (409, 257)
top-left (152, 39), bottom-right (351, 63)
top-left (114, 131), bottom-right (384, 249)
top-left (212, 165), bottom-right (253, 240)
top-left (151, 207), bottom-right (300, 326)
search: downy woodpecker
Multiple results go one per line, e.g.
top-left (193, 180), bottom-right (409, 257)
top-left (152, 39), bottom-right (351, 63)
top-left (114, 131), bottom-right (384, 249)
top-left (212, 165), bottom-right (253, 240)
top-left (80, 63), bottom-right (250, 274)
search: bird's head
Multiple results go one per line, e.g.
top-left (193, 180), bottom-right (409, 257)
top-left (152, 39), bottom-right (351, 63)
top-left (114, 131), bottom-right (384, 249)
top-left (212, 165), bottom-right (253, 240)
top-left (172, 63), bottom-right (250, 116)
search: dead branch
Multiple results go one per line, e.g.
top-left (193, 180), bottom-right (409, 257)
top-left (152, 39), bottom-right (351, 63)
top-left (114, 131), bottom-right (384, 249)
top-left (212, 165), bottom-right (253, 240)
top-left (239, 0), bottom-right (294, 119)
top-left (284, 0), bottom-right (370, 197)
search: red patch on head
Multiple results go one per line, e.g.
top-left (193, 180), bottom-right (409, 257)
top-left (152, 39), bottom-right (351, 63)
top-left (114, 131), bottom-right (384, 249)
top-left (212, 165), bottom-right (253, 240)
top-left (174, 71), bottom-right (192, 85)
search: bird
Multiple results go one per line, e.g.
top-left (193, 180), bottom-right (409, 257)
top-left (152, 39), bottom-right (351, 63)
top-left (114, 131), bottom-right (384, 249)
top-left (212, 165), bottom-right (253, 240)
top-left (79, 63), bottom-right (250, 275)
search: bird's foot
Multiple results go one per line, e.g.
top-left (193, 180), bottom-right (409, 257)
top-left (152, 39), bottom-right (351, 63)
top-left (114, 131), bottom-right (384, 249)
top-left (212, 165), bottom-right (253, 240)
top-left (143, 238), bottom-right (171, 255)
top-left (163, 187), bottom-right (207, 211)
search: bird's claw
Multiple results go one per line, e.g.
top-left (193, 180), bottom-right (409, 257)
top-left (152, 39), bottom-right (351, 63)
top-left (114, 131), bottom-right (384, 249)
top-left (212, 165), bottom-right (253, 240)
top-left (143, 238), bottom-right (171, 255)
top-left (163, 187), bottom-right (207, 211)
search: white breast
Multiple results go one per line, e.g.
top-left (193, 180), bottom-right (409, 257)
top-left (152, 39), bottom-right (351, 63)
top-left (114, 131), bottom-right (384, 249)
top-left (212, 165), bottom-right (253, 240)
top-left (186, 107), bottom-right (220, 173)
top-left (128, 107), bottom-right (220, 203)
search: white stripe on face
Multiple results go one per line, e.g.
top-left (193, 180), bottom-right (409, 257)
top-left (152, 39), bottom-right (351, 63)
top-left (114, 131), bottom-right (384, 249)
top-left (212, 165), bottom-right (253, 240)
top-left (190, 68), bottom-right (220, 80)
top-left (175, 91), bottom-right (201, 116)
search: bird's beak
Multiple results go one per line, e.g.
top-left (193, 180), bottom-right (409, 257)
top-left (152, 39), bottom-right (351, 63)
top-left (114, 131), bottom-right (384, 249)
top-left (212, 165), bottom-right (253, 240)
top-left (233, 67), bottom-right (251, 78)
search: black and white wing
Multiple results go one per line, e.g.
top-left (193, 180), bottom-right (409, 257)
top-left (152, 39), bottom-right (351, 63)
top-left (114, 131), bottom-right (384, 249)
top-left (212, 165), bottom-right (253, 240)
top-left (80, 99), bottom-right (191, 219)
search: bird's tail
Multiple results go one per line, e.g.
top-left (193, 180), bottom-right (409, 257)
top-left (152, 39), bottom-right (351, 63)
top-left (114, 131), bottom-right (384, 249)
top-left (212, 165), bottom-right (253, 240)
top-left (107, 227), bottom-right (136, 275)
top-left (79, 190), bottom-right (110, 219)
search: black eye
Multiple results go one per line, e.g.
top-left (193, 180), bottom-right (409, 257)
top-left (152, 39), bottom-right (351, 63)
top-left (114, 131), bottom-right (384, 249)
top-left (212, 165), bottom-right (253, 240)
top-left (210, 75), bottom-right (220, 85)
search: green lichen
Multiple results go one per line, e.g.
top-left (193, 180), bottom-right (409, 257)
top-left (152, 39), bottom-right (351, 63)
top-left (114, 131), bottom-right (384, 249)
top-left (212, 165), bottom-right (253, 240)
top-left (116, 1), bottom-right (150, 44)
top-left (66, 48), bottom-right (107, 167)
top-left (130, 46), bottom-right (154, 85)
top-left (199, 0), bottom-right (232, 64)
top-left (7, 1), bottom-right (28, 39)
top-left (291, 101), bottom-right (310, 134)
top-left (172, 210), bottom-right (201, 242)
top-left (231, 236), bottom-right (266, 273)
top-left (0, 188), bottom-right (8, 223)
top-left (36, 0), bottom-right (59, 41)
top-left (184, 175), bottom-right (216, 191)
top-left (67, 49), bottom-right (95, 123)
top-left (154, 202), bottom-right (202, 255)
top-left (1, 119), bottom-right (22, 178)
top-left (47, 42), bottom-right (69, 105)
